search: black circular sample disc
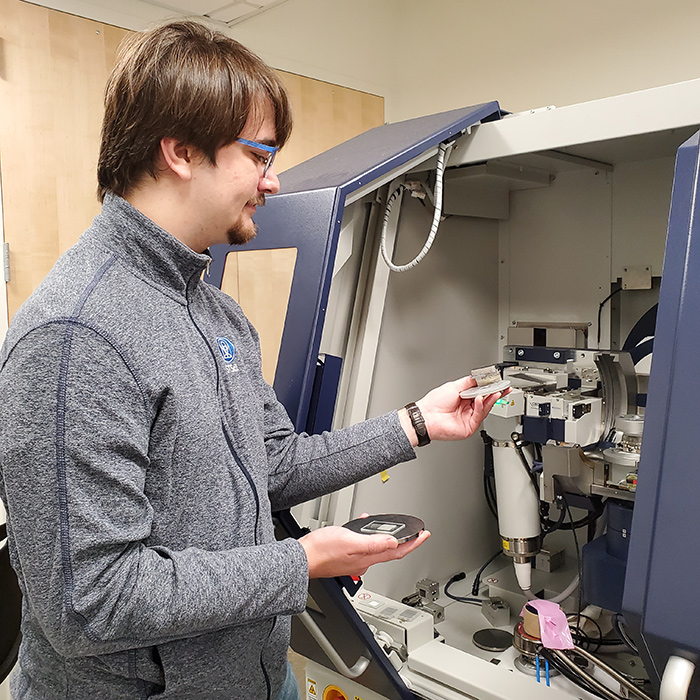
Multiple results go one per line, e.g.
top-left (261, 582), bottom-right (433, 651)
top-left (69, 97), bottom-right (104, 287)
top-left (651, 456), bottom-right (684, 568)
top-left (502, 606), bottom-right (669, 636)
top-left (472, 628), bottom-right (514, 652)
top-left (342, 514), bottom-right (425, 544)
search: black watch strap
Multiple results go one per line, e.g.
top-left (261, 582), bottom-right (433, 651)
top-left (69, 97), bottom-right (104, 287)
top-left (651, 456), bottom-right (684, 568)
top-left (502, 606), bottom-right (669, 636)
top-left (405, 402), bottom-right (430, 447)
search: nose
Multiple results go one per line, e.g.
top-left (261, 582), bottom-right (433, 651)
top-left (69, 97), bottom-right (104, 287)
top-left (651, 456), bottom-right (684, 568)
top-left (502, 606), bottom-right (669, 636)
top-left (258, 167), bottom-right (280, 195)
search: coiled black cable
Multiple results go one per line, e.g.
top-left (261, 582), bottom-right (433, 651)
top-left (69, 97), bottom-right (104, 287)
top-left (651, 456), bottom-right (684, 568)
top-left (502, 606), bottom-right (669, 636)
top-left (480, 431), bottom-right (498, 519)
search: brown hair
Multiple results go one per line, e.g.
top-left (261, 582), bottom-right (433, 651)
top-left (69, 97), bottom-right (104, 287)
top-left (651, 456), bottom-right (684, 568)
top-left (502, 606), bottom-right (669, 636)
top-left (97, 20), bottom-right (292, 201)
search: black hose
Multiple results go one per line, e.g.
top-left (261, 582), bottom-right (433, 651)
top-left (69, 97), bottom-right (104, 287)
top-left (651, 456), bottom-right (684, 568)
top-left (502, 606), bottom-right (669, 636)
top-left (511, 432), bottom-right (541, 496)
top-left (483, 470), bottom-right (498, 519)
top-left (597, 287), bottom-right (623, 346)
top-left (547, 505), bottom-right (604, 532)
top-left (444, 573), bottom-right (483, 605)
top-left (542, 503), bottom-right (567, 534)
top-left (481, 431), bottom-right (498, 520)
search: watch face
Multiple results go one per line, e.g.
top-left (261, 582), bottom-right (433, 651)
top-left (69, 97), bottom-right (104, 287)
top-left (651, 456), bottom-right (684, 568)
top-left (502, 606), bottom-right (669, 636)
top-left (343, 514), bottom-right (425, 543)
top-left (406, 404), bottom-right (428, 444)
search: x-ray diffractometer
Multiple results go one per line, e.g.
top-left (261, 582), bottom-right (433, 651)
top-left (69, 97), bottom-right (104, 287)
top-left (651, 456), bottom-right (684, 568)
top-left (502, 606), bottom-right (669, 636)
top-left (204, 80), bottom-right (700, 700)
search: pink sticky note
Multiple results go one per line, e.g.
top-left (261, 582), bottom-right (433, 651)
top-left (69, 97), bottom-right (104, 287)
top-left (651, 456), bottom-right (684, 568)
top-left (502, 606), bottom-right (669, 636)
top-left (520, 600), bottom-right (575, 650)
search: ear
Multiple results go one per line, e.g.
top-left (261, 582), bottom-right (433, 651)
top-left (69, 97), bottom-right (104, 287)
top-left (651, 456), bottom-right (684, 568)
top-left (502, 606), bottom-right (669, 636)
top-left (159, 137), bottom-right (196, 181)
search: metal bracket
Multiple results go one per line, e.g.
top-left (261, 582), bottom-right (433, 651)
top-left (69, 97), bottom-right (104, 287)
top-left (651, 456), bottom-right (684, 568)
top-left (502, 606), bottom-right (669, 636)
top-left (298, 610), bottom-right (370, 679)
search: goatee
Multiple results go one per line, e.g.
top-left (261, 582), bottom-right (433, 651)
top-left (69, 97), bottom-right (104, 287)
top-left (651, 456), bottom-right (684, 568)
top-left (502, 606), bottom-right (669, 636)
top-left (227, 195), bottom-right (265, 246)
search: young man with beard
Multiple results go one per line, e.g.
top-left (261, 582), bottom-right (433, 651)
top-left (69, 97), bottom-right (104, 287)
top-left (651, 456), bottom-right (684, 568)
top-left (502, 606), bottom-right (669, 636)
top-left (0, 20), bottom-right (504, 700)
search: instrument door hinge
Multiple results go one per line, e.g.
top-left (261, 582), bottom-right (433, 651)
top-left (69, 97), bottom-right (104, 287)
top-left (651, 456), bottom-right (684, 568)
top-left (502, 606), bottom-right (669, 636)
top-left (2, 242), bottom-right (9, 282)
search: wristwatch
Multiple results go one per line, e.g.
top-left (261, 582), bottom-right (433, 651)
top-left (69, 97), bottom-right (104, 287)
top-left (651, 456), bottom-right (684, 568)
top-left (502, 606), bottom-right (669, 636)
top-left (405, 402), bottom-right (431, 447)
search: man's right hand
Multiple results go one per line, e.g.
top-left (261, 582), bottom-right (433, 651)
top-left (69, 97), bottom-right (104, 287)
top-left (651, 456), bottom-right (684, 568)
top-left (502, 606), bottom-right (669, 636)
top-left (299, 526), bottom-right (430, 579)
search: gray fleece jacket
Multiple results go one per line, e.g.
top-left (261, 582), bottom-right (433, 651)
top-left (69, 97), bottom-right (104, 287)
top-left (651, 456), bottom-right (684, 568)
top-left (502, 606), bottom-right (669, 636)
top-left (0, 193), bottom-right (415, 700)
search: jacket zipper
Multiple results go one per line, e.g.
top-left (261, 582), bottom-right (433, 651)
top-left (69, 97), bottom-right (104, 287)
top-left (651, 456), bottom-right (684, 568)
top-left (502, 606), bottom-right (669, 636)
top-left (187, 280), bottom-right (271, 697)
top-left (186, 288), bottom-right (261, 544)
top-left (261, 617), bottom-right (277, 700)
top-left (221, 421), bottom-right (261, 539)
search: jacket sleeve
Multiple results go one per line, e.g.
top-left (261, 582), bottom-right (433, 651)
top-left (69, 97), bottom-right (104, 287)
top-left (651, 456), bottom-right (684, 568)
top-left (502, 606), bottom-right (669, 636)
top-left (265, 404), bottom-right (417, 511)
top-left (245, 325), bottom-right (416, 509)
top-left (0, 322), bottom-right (308, 659)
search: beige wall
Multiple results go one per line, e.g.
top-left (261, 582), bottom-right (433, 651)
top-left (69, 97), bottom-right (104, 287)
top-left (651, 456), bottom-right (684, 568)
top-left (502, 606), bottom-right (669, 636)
top-left (394, 0), bottom-right (700, 120)
top-left (23, 0), bottom-right (700, 122)
top-left (232, 0), bottom-right (700, 121)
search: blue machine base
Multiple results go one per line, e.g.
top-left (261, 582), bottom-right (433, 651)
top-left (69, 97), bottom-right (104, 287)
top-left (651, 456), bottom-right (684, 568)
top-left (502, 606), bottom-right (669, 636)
top-left (582, 536), bottom-right (627, 614)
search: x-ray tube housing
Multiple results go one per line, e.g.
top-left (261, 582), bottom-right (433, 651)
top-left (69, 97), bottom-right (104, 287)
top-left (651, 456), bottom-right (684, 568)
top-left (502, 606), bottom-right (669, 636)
top-left (492, 443), bottom-right (541, 591)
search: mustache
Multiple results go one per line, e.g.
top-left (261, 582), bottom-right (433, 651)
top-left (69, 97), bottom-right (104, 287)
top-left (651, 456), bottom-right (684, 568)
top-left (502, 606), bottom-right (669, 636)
top-left (248, 195), bottom-right (266, 208)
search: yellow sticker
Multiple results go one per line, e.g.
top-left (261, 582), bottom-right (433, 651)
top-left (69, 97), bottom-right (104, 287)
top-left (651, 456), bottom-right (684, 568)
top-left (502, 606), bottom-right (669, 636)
top-left (308, 679), bottom-right (317, 696)
top-left (502, 539), bottom-right (510, 551)
top-left (380, 470), bottom-right (389, 483)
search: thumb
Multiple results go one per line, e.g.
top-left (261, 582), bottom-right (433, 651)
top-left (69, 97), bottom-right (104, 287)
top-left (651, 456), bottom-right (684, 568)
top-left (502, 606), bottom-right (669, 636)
top-left (455, 375), bottom-right (476, 391)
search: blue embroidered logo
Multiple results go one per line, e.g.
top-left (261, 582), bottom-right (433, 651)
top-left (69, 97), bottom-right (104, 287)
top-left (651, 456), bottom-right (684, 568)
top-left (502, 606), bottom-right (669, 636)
top-left (216, 337), bottom-right (236, 364)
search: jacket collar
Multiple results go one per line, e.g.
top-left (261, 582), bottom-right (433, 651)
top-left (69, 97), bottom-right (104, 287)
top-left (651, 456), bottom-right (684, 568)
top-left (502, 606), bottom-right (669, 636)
top-left (87, 193), bottom-right (212, 299)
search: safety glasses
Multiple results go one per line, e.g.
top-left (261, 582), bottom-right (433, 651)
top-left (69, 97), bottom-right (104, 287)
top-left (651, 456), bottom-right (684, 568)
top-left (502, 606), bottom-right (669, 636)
top-left (236, 138), bottom-right (279, 177)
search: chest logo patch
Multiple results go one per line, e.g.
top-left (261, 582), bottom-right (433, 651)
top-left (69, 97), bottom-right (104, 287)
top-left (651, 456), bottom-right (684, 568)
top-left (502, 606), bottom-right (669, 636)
top-left (216, 337), bottom-right (237, 364)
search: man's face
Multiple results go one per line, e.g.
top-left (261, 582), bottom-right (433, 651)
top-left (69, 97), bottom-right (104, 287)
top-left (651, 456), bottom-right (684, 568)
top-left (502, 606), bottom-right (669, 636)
top-left (190, 101), bottom-right (280, 248)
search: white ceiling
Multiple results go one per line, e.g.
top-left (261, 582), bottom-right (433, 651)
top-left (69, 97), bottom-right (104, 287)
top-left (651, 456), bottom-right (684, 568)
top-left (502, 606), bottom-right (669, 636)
top-left (23, 0), bottom-right (291, 28)
top-left (146, 0), bottom-right (289, 26)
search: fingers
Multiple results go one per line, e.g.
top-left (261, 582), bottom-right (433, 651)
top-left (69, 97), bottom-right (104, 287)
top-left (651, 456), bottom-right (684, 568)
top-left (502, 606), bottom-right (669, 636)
top-left (395, 530), bottom-right (431, 557)
top-left (363, 533), bottom-right (399, 555)
top-left (302, 525), bottom-right (430, 578)
top-left (471, 388), bottom-right (508, 414)
top-left (369, 530), bottom-right (431, 562)
top-left (475, 393), bottom-right (498, 420)
top-left (348, 529), bottom-right (429, 565)
top-left (482, 391), bottom-right (502, 412)
top-left (481, 387), bottom-right (511, 412)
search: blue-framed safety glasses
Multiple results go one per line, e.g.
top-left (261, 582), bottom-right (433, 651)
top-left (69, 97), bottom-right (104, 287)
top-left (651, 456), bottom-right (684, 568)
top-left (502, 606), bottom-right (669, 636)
top-left (237, 138), bottom-right (278, 177)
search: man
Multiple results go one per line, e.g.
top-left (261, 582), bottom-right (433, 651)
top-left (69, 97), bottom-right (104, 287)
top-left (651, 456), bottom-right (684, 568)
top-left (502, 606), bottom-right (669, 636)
top-left (0, 20), bottom-right (504, 700)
